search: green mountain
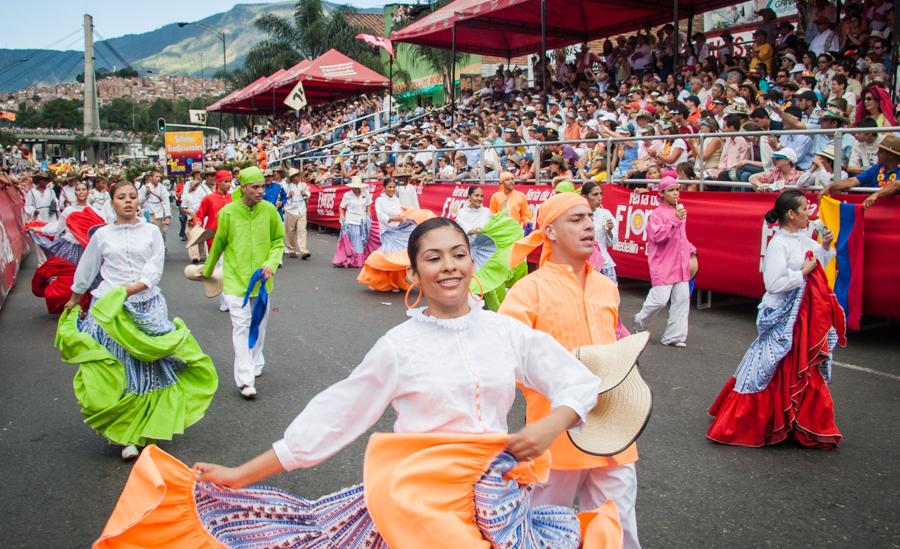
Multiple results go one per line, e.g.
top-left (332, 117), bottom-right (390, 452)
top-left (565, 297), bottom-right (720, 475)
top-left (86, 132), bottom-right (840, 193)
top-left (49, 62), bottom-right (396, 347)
top-left (0, 1), bottom-right (382, 92)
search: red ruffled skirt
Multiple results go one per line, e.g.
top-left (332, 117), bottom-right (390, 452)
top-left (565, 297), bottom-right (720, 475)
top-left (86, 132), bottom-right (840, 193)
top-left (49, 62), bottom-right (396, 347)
top-left (706, 268), bottom-right (846, 449)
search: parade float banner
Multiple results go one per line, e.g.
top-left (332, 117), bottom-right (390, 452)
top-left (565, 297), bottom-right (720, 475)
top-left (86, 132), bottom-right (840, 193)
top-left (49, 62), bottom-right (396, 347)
top-left (164, 131), bottom-right (204, 176)
top-left (0, 185), bottom-right (29, 310)
top-left (307, 182), bottom-right (899, 321)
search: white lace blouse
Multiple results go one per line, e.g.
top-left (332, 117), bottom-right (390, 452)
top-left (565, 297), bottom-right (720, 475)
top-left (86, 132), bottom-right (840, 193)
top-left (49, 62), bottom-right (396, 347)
top-left (273, 305), bottom-right (602, 471)
top-left (72, 221), bottom-right (165, 300)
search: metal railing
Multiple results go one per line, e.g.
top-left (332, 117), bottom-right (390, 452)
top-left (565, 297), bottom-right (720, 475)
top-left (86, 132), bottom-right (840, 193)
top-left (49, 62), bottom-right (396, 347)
top-left (277, 124), bottom-right (900, 192)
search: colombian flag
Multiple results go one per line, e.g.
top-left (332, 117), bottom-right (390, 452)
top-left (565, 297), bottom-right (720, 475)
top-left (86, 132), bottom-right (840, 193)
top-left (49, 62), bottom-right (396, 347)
top-left (818, 196), bottom-right (864, 330)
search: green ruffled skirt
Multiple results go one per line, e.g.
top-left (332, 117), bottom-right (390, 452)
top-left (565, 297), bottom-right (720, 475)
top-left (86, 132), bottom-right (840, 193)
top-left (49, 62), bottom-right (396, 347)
top-left (471, 213), bottom-right (528, 311)
top-left (55, 287), bottom-right (218, 446)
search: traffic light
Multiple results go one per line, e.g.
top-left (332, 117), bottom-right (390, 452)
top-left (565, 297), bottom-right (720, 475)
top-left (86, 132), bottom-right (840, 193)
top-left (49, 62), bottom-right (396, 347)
top-left (157, 118), bottom-right (166, 133)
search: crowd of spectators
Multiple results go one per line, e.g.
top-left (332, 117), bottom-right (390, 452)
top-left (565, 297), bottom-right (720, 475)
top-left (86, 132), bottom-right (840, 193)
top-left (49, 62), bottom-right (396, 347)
top-left (200, 0), bottom-right (897, 194)
top-left (7, 0), bottom-right (899, 199)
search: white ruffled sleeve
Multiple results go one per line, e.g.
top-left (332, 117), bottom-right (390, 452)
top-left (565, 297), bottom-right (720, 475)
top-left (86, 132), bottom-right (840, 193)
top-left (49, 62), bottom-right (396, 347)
top-left (512, 323), bottom-right (601, 427)
top-left (273, 336), bottom-right (399, 471)
top-left (138, 225), bottom-right (165, 289)
top-left (763, 237), bottom-right (803, 295)
top-left (72, 232), bottom-right (103, 294)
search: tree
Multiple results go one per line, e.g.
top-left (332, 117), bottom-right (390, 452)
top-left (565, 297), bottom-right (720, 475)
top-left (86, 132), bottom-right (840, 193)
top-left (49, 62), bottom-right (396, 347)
top-left (230, 0), bottom-right (385, 88)
top-left (406, 45), bottom-right (469, 96)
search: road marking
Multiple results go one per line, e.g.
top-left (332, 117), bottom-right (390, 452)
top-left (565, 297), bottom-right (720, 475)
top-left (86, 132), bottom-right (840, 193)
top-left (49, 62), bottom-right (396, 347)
top-left (833, 361), bottom-right (900, 382)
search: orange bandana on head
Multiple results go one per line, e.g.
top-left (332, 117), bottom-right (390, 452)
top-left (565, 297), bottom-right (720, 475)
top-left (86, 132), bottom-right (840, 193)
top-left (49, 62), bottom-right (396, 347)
top-left (509, 193), bottom-right (590, 267)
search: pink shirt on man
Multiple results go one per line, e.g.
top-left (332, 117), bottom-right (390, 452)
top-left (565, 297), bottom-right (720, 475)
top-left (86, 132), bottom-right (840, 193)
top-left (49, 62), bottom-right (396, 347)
top-left (646, 203), bottom-right (696, 286)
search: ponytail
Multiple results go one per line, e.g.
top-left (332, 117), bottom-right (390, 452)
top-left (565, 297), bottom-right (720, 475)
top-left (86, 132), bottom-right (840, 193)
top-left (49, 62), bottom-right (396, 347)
top-left (764, 189), bottom-right (805, 225)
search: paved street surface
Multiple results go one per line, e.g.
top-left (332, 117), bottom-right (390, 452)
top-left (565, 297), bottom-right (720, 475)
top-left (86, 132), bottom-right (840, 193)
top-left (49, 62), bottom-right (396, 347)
top-left (1, 226), bottom-right (898, 548)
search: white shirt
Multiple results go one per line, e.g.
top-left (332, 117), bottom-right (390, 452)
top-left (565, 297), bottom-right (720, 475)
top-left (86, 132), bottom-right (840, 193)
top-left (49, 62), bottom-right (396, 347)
top-left (60, 185), bottom-right (77, 209)
top-left (796, 168), bottom-right (847, 188)
top-left (25, 186), bottom-right (57, 222)
top-left (761, 229), bottom-right (835, 308)
top-left (593, 207), bottom-right (619, 268)
top-left (455, 204), bottom-right (491, 234)
top-left (849, 138), bottom-right (881, 171)
top-left (396, 183), bottom-right (419, 209)
top-left (139, 183), bottom-right (171, 219)
top-left (72, 221), bottom-right (165, 300)
top-left (272, 305), bottom-right (601, 471)
top-left (284, 181), bottom-right (310, 216)
top-left (42, 204), bottom-right (93, 243)
top-left (340, 191), bottom-right (371, 225)
top-left (809, 29), bottom-right (839, 56)
top-left (181, 181), bottom-right (211, 216)
top-left (375, 194), bottom-right (402, 234)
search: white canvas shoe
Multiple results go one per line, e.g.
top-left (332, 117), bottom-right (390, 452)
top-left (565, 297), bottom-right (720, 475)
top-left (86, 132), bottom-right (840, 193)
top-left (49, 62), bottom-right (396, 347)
top-left (240, 385), bottom-right (257, 399)
top-left (121, 444), bottom-right (140, 461)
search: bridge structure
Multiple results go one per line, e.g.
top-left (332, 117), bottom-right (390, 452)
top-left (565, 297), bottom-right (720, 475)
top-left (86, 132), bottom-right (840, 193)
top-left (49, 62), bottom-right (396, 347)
top-left (11, 130), bottom-right (142, 162)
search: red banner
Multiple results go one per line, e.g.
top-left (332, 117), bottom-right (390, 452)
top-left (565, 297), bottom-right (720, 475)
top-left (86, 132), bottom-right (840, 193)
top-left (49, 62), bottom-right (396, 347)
top-left (308, 182), bottom-right (900, 320)
top-left (0, 184), bottom-right (30, 309)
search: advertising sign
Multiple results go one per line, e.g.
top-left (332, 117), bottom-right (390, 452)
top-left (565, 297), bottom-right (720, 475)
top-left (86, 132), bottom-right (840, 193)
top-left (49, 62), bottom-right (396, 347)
top-left (164, 131), bottom-right (204, 175)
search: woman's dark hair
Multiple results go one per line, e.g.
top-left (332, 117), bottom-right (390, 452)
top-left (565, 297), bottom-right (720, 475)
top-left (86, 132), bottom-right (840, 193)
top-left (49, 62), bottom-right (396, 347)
top-left (467, 185), bottom-right (482, 197)
top-left (407, 217), bottom-right (470, 272)
top-left (109, 179), bottom-right (137, 197)
top-left (580, 181), bottom-right (599, 196)
top-left (764, 189), bottom-right (805, 225)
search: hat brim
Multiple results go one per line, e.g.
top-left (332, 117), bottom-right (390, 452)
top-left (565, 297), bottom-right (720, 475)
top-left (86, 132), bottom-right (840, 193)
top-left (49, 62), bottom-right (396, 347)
top-left (568, 365), bottom-right (653, 456)
top-left (186, 226), bottom-right (216, 248)
top-left (183, 263), bottom-right (224, 298)
top-left (568, 331), bottom-right (652, 456)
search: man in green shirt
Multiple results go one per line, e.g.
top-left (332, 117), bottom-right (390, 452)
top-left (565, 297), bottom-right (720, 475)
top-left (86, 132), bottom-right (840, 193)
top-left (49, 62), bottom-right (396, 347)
top-left (203, 166), bottom-right (285, 399)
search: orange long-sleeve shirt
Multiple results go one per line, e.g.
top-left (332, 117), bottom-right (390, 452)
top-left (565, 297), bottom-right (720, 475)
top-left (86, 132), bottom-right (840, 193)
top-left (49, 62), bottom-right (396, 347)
top-left (499, 261), bottom-right (638, 470)
top-left (489, 188), bottom-right (532, 225)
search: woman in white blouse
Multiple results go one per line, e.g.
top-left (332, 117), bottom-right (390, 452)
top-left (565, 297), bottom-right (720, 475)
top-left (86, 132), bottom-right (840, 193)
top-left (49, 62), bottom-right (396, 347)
top-left (32, 180), bottom-right (99, 266)
top-left (374, 179), bottom-right (403, 236)
top-left (61, 180), bottom-right (217, 461)
top-left (707, 190), bottom-right (845, 450)
top-left (455, 186), bottom-right (492, 236)
top-left (581, 182), bottom-right (620, 283)
top-left (332, 177), bottom-right (374, 268)
top-left (195, 216), bottom-right (600, 505)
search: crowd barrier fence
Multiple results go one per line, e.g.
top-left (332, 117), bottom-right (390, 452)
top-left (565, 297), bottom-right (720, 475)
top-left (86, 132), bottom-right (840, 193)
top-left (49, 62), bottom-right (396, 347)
top-left (307, 180), bottom-right (899, 322)
top-left (0, 184), bottom-right (30, 311)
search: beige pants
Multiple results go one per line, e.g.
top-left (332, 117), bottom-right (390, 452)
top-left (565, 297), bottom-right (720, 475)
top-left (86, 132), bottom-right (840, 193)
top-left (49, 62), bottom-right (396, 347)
top-left (152, 217), bottom-right (169, 241)
top-left (284, 212), bottom-right (309, 255)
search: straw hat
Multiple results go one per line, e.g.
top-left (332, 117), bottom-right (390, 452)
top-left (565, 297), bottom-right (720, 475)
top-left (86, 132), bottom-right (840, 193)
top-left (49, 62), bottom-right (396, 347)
top-left (568, 331), bottom-right (653, 456)
top-left (186, 225), bottom-right (216, 249)
top-left (877, 135), bottom-right (900, 158)
top-left (346, 175), bottom-right (366, 189)
top-left (183, 263), bottom-right (223, 298)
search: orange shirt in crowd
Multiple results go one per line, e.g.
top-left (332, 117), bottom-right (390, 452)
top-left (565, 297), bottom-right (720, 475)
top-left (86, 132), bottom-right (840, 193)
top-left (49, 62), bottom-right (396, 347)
top-left (499, 261), bottom-right (639, 470)
top-left (489, 188), bottom-right (532, 225)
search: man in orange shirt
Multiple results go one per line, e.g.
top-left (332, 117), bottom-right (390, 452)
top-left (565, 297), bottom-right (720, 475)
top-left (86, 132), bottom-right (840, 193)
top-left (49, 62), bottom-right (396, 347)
top-left (489, 171), bottom-right (532, 227)
top-left (499, 192), bottom-right (640, 549)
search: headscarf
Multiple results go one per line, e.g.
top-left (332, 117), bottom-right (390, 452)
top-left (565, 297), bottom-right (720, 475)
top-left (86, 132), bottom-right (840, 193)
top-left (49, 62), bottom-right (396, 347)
top-left (854, 85), bottom-right (896, 126)
top-left (657, 176), bottom-right (680, 192)
top-left (508, 193), bottom-right (590, 267)
top-left (554, 180), bottom-right (576, 194)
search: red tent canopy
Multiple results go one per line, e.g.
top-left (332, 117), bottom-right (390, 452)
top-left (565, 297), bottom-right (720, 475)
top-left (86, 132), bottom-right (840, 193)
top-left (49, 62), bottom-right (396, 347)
top-left (391, 0), bottom-right (743, 58)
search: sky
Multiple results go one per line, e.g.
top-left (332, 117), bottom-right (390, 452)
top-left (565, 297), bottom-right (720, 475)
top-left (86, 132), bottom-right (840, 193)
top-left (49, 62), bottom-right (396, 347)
top-left (0, 0), bottom-right (397, 50)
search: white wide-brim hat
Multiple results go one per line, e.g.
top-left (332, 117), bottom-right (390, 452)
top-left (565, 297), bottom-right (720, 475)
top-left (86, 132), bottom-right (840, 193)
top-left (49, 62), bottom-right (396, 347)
top-left (183, 263), bottom-right (224, 298)
top-left (568, 331), bottom-right (653, 456)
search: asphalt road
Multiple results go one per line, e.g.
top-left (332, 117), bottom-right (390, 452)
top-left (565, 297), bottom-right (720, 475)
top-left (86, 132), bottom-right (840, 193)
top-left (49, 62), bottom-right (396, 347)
top-left (1, 225), bottom-right (898, 548)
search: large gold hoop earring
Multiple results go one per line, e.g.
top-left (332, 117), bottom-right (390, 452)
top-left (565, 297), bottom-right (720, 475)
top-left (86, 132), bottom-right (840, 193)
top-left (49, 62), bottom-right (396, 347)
top-left (469, 275), bottom-right (485, 302)
top-left (405, 282), bottom-right (423, 308)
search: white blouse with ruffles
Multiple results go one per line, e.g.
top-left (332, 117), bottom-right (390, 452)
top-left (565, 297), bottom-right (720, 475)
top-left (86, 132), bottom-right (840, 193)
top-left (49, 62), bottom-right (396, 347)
top-left (72, 221), bottom-right (165, 300)
top-left (273, 305), bottom-right (602, 471)
top-left (761, 228), bottom-right (835, 308)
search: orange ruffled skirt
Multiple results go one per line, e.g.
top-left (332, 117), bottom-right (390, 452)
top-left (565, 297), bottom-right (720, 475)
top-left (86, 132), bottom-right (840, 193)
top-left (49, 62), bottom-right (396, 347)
top-left (94, 434), bottom-right (623, 548)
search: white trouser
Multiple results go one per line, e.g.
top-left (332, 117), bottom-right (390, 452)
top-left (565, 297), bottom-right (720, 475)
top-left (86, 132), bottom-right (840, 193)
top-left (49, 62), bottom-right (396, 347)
top-left (633, 281), bottom-right (690, 345)
top-left (223, 293), bottom-right (270, 389)
top-left (532, 464), bottom-right (640, 549)
top-left (284, 211), bottom-right (309, 255)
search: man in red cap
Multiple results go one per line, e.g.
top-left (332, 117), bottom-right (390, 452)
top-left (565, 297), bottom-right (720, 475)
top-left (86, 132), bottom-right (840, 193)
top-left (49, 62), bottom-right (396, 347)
top-left (194, 169), bottom-right (233, 311)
